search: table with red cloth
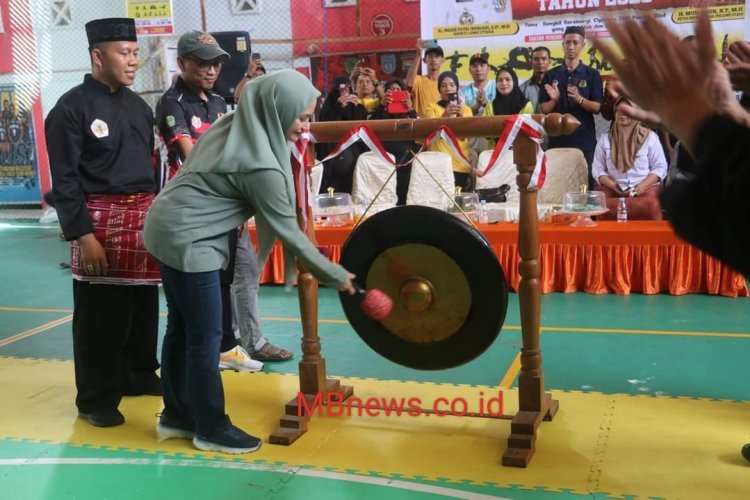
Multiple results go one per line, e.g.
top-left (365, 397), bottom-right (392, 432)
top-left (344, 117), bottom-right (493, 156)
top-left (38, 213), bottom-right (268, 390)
top-left (248, 220), bottom-right (748, 297)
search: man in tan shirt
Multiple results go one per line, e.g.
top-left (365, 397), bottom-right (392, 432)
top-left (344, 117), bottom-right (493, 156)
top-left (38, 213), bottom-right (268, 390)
top-left (405, 39), bottom-right (444, 118)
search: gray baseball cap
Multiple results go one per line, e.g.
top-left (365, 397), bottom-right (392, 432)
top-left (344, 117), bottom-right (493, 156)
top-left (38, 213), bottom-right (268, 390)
top-left (177, 31), bottom-right (230, 62)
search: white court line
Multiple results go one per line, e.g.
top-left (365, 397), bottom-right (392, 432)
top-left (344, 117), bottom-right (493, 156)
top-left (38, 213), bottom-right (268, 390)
top-left (0, 458), bottom-right (507, 499)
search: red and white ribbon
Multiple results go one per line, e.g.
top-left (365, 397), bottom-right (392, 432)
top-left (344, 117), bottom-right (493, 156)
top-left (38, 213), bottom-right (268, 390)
top-left (310, 115), bottom-right (547, 189)
top-left (290, 132), bottom-right (313, 225)
top-left (478, 115), bottom-right (547, 190)
top-left (317, 125), bottom-right (396, 166)
top-left (420, 126), bottom-right (472, 169)
top-left (314, 124), bottom-right (471, 169)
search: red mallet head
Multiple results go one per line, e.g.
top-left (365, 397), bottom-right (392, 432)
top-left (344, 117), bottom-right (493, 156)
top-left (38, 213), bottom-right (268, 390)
top-left (359, 287), bottom-right (393, 321)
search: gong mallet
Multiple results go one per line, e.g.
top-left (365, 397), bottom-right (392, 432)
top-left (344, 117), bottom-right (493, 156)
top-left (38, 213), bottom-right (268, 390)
top-left (354, 284), bottom-right (393, 321)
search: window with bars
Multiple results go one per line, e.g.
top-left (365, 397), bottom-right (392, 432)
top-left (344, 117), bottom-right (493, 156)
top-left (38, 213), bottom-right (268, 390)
top-left (230, 0), bottom-right (260, 14)
top-left (51, 0), bottom-right (71, 26)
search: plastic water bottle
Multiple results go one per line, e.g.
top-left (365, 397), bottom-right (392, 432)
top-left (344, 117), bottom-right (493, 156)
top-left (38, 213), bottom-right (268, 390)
top-left (617, 197), bottom-right (627, 223)
top-left (479, 200), bottom-right (489, 224)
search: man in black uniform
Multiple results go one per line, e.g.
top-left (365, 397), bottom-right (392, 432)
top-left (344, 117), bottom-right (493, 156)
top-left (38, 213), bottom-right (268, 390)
top-left (156, 32), bottom-right (293, 373)
top-left (155, 31), bottom-right (230, 185)
top-left (45, 18), bottom-right (161, 428)
top-left (539, 26), bottom-right (603, 185)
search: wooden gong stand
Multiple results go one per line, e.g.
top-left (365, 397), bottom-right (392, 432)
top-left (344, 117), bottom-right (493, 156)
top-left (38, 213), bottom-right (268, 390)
top-left (269, 114), bottom-right (579, 468)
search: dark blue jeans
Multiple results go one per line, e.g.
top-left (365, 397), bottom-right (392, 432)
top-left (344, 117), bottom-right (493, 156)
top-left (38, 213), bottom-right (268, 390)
top-left (159, 263), bottom-right (229, 435)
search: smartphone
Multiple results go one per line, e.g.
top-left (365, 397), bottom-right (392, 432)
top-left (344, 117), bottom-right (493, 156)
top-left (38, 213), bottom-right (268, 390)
top-left (448, 92), bottom-right (458, 105)
top-left (387, 90), bottom-right (410, 114)
top-left (339, 83), bottom-right (349, 97)
top-left (251, 52), bottom-right (261, 61)
top-left (425, 39), bottom-right (439, 49)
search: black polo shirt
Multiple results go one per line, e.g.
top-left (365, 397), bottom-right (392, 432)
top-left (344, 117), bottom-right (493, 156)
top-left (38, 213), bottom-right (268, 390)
top-left (155, 77), bottom-right (227, 183)
top-left (45, 74), bottom-right (156, 240)
top-left (539, 61), bottom-right (602, 153)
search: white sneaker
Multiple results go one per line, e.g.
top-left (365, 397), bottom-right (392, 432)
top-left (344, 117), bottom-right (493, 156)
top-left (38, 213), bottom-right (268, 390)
top-left (219, 346), bottom-right (264, 372)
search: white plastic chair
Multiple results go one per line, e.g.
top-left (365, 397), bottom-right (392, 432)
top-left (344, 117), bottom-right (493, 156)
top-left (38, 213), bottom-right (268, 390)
top-left (475, 149), bottom-right (519, 203)
top-left (351, 151), bottom-right (398, 207)
top-left (405, 152), bottom-right (454, 208)
top-left (309, 164), bottom-right (324, 197)
top-left (538, 148), bottom-right (587, 204)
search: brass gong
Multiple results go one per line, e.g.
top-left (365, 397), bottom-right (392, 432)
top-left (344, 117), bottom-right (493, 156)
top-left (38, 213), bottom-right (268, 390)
top-left (339, 205), bottom-right (508, 370)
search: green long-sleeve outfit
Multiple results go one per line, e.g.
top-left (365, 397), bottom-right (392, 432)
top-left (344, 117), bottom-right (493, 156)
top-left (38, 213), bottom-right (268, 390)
top-left (144, 70), bottom-right (349, 289)
top-left (144, 168), bottom-right (349, 288)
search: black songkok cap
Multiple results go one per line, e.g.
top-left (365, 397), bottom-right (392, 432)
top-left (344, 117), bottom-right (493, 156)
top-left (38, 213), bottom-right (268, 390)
top-left (564, 26), bottom-right (586, 38)
top-left (85, 18), bottom-right (137, 46)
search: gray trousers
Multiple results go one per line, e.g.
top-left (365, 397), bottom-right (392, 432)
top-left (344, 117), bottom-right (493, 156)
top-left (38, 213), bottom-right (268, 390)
top-left (230, 231), bottom-right (268, 352)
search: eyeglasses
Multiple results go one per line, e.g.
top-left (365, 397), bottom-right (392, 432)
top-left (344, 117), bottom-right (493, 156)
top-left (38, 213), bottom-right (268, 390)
top-left (188, 58), bottom-right (223, 70)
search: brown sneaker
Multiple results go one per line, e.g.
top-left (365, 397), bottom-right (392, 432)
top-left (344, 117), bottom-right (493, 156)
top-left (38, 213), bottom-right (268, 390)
top-left (252, 343), bottom-right (293, 361)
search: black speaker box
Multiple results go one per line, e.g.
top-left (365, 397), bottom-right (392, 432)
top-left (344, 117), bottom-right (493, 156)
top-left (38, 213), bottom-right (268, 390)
top-left (209, 31), bottom-right (251, 105)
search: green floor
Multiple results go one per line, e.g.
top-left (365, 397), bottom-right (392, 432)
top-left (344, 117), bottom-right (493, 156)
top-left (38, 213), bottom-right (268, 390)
top-left (1, 222), bottom-right (749, 498)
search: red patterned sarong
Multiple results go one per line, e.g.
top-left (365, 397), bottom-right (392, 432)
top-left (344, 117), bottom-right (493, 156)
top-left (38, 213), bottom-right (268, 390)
top-left (71, 193), bottom-right (161, 285)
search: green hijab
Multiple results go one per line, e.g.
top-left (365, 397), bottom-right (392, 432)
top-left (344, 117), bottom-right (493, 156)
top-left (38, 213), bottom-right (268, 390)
top-left (180, 70), bottom-right (320, 285)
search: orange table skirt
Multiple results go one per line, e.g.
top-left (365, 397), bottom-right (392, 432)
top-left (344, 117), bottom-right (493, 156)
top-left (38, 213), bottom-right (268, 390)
top-left (249, 220), bottom-right (748, 297)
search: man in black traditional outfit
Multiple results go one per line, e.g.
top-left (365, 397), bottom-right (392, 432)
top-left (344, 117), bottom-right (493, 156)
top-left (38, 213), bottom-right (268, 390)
top-left (45, 17), bottom-right (161, 427)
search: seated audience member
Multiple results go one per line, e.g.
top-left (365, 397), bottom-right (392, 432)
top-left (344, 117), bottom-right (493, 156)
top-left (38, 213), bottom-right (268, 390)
top-left (316, 76), bottom-right (368, 194)
top-left (370, 78), bottom-right (417, 205)
top-left (602, 74), bottom-right (676, 163)
top-left (592, 97), bottom-right (667, 220)
top-left (424, 71), bottom-right (474, 189)
top-left (600, 75), bottom-right (620, 122)
top-left (488, 66), bottom-right (534, 117)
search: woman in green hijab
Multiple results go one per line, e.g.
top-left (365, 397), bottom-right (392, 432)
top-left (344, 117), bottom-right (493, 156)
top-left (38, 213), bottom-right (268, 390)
top-left (144, 70), bottom-right (354, 454)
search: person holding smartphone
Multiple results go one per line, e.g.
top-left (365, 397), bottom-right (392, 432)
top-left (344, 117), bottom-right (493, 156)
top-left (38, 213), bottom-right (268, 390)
top-left (405, 39), bottom-right (445, 118)
top-left (371, 79), bottom-right (418, 205)
top-left (351, 66), bottom-right (384, 115)
top-left (423, 71), bottom-right (474, 189)
top-left (233, 53), bottom-right (267, 103)
top-left (316, 76), bottom-right (368, 194)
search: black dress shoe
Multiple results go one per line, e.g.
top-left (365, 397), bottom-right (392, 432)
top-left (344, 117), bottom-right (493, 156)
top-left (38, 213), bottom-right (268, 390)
top-left (78, 409), bottom-right (125, 427)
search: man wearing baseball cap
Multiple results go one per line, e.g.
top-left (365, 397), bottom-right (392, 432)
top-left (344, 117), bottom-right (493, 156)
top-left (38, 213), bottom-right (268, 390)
top-left (405, 39), bottom-right (445, 118)
top-left (156, 31), bottom-right (230, 180)
top-left (461, 52), bottom-right (496, 116)
top-left (156, 31), bottom-right (293, 382)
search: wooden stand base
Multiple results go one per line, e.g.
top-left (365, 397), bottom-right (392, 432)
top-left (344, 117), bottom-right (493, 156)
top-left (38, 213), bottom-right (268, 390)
top-left (501, 393), bottom-right (559, 467)
top-left (272, 114), bottom-right (577, 466)
top-left (269, 379), bottom-right (354, 445)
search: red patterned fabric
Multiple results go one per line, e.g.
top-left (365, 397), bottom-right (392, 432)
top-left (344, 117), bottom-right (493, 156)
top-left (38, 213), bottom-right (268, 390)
top-left (596, 184), bottom-right (664, 221)
top-left (71, 193), bottom-right (161, 285)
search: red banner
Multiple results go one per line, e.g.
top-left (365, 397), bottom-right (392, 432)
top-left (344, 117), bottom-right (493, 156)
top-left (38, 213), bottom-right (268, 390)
top-left (510, 0), bottom-right (730, 21)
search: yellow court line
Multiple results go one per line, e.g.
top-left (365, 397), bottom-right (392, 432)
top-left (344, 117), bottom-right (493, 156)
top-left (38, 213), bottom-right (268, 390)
top-left (0, 315), bottom-right (73, 347)
top-left (544, 326), bottom-right (750, 339)
top-left (1, 308), bottom-right (748, 339)
top-left (264, 316), bottom-right (750, 339)
top-left (498, 352), bottom-right (522, 389)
